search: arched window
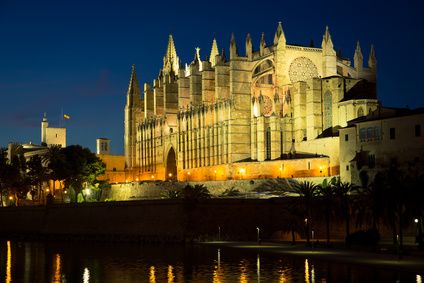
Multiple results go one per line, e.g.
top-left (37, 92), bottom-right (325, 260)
top-left (265, 127), bottom-right (271, 160)
top-left (323, 91), bottom-right (332, 130)
top-left (357, 107), bottom-right (364, 117)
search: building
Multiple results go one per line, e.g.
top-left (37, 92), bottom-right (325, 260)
top-left (95, 138), bottom-right (126, 183)
top-left (124, 23), bottom-right (378, 181)
top-left (41, 113), bottom-right (66, 148)
top-left (339, 108), bottom-right (424, 184)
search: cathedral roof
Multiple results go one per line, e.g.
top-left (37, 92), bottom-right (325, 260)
top-left (340, 80), bottom-right (377, 102)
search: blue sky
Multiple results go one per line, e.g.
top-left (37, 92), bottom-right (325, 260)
top-left (0, 0), bottom-right (423, 154)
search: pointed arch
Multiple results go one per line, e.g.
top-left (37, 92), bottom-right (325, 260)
top-left (166, 147), bottom-right (177, 181)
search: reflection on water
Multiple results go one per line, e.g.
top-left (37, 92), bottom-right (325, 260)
top-left (0, 240), bottom-right (422, 283)
top-left (6, 241), bottom-right (11, 283)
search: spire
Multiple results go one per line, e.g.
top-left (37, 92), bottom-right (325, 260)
top-left (230, 32), bottom-right (238, 59)
top-left (209, 35), bottom-right (219, 67)
top-left (273, 22), bottom-right (284, 45)
top-left (368, 44), bottom-right (377, 69)
top-left (163, 33), bottom-right (180, 74)
top-left (245, 33), bottom-right (252, 60)
top-left (220, 48), bottom-right (227, 63)
top-left (126, 64), bottom-right (141, 105)
top-left (42, 112), bottom-right (47, 122)
top-left (260, 32), bottom-right (266, 56)
top-left (354, 41), bottom-right (363, 71)
top-left (321, 26), bottom-right (335, 55)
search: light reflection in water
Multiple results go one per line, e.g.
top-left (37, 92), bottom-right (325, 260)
top-left (257, 254), bottom-right (260, 283)
top-left (305, 259), bottom-right (310, 283)
top-left (239, 260), bottom-right (248, 283)
top-left (83, 267), bottom-right (90, 283)
top-left (53, 254), bottom-right (62, 283)
top-left (213, 249), bottom-right (224, 283)
top-left (279, 269), bottom-right (288, 283)
top-left (311, 263), bottom-right (315, 283)
top-left (167, 265), bottom-right (174, 283)
top-left (6, 241), bottom-right (11, 283)
top-left (149, 266), bottom-right (156, 283)
top-left (417, 275), bottom-right (422, 283)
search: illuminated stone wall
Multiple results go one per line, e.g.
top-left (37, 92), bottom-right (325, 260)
top-left (123, 23), bottom-right (377, 182)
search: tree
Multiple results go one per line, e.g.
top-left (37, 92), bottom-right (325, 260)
top-left (0, 147), bottom-right (9, 206)
top-left (292, 181), bottom-right (319, 246)
top-left (333, 180), bottom-right (358, 247)
top-left (27, 155), bottom-right (49, 204)
top-left (318, 177), bottom-right (337, 246)
top-left (61, 145), bottom-right (105, 203)
top-left (7, 143), bottom-right (30, 205)
top-left (43, 145), bottom-right (66, 197)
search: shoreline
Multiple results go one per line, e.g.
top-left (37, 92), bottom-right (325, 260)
top-left (201, 241), bottom-right (424, 273)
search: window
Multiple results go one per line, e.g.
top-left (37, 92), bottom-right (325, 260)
top-left (374, 126), bottom-right (381, 140)
top-left (415, 124), bottom-right (421, 137)
top-left (368, 154), bottom-right (375, 168)
top-left (323, 91), bottom-right (332, 130)
top-left (359, 128), bottom-right (367, 142)
top-left (390, 128), bottom-right (396, 139)
top-left (346, 165), bottom-right (349, 171)
top-left (367, 127), bottom-right (374, 140)
top-left (345, 134), bottom-right (349, 141)
top-left (357, 107), bottom-right (364, 117)
top-left (265, 127), bottom-right (271, 160)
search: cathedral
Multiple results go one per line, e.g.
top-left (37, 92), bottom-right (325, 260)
top-left (124, 23), bottom-right (378, 181)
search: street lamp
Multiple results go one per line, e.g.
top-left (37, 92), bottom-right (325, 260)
top-left (239, 168), bottom-right (246, 180)
top-left (187, 171), bottom-right (191, 181)
top-left (256, 227), bottom-right (260, 243)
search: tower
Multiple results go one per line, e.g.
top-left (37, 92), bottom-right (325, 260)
top-left (41, 113), bottom-right (48, 145)
top-left (354, 41), bottom-right (363, 74)
top-left (124, 64), bottom-right (143, 169)
top-left (321, 26), bottom-right (337, 77)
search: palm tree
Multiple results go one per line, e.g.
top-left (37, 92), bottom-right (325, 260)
top-left (334, 180), bottom-right (358, 245)
top-left (43, 145), bottom-right (66, 198)
top-left (182, 184), bottom-right (211, 200)
top-left (318, 177), bottom-right (337, 246)
top-left (292, 181), bottom-right (319, 246)
top-left (0, 147), bottom-right (9, 206)
top-left (27, 155), bottom-right (49, 204)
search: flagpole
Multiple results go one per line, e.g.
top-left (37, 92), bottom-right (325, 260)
top-left (61, 107), bottom-right (63, 128)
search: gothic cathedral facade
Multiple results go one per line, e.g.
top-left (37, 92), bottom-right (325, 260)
top-left (124, 23), bottom-right (378, 181)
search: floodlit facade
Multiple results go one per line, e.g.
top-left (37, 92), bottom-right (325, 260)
top-left (339, 108), bottom-right (424, 184)
top-left (124, 23), bottom-right (378, 181)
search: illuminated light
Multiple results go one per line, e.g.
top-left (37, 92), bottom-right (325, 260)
top-left (304, 259), bottom-right (310, 283)
top-left (126, 180), bottom-right (129, 183)
top-left (54, 254), bottom-right (62, 283)
top-left (187, 171), bottom-right (191, 175)
top-left (415, 218), bottom-right (419, 224)
top-left (85, 189), bottom-right (91, 196)
top-left (304, 218), bottom-right (308, 224)
top-left (239, 168), bottom-right (246, 174)
top-left (8, 196), bottom-right (13, 200)
top-left (151, 175), bottom-right (154, 179)
top-left (64, 190), bottom-right (67, 194)
top-left (168, 173), bottom-right (173, 178)
top-left (239, 260), bottom-right (248, 283)
top-left (257, 254), bottom-right (261, 282)
top-left (167, 265), bottom-right (175, 283)
top-left (417, 275), bottom-right (422, 283)
top-left (149, 266), bottom-right (156, 283)
top-left (136, 178), bottom-right (139, 181)
top-left (83, 267), bottom-right (90, 283)
top-left (6, 241), bottom-right (11, 283)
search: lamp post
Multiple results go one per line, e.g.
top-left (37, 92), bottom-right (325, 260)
top-left (256, 227), bottom-right (260, 244)
top-left (187, 171), bottom-right (191, 181)
top-left (218, 226), bottom-right (221, 241)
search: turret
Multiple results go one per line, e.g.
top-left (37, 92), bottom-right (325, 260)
top-left (41, 113), bottom-right (48, 145)
top-left (321, 26), bottom-right (337, 77)
top-left (259, 32), bottom-right (266, 56)
top-left (209, 35), bottom-right (219, 67)
top-left (354, 41), bottom-right (363, 72)
top-left (368, 44), bottom-right (377, 69)
top-left (245, 33), bottom-right (252, 60)
top-left (230, 32), bottom-right (238, 59)
top-left (273, 22), bottom-right (284, 45)
top-left (163, 33), bottom-right (180, 75)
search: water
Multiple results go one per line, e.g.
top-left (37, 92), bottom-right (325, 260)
top-left (0, 240), bottom-right (421, 282)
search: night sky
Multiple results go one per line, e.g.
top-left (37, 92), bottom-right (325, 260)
top-left (0, 0), bottom-right (423, 154)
